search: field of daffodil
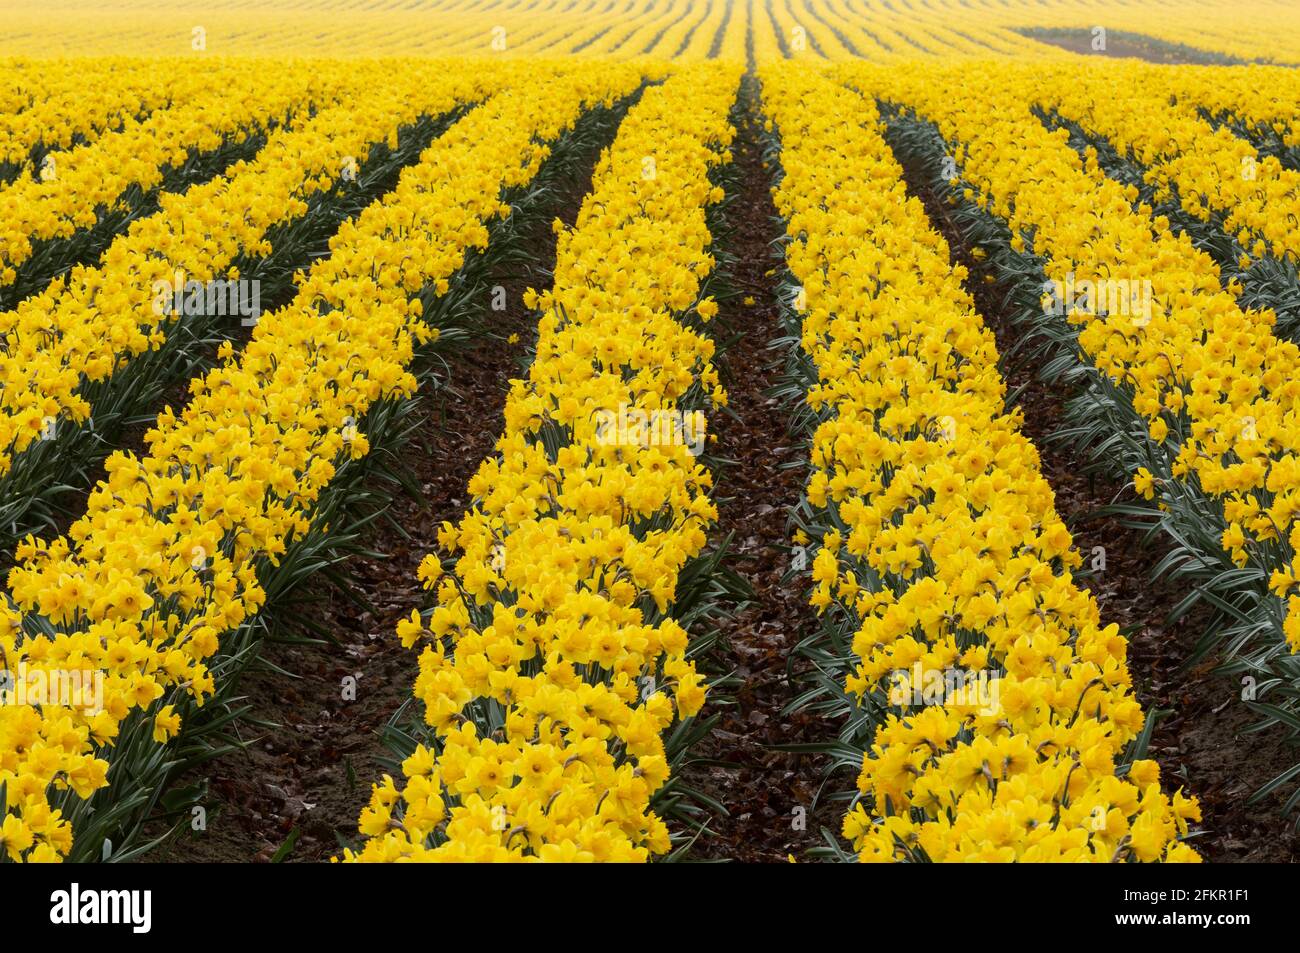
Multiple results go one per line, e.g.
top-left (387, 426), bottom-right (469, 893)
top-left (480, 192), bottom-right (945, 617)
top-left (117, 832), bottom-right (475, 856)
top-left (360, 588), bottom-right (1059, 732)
top-left (2, 0), bottom-right (1299, 865)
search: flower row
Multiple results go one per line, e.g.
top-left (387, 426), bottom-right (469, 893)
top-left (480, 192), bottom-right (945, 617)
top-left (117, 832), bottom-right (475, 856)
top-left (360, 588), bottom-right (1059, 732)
top-left (0, 59), bottom-right (494, 481)
top-left (1030, 61), bottom-right (1300, 270)
top-left (0, 60), bottom-right (338, 285)
top-left (850, 60), bottom-right (1300, 653)
top-left (762, 63), bottom-right (1199, 862)
top-left (0, 63), bottom-right (644, 862)
top-left (0, 59), bottom-right (193, 174)
top-left (343, 62), bottom-right (741, 863)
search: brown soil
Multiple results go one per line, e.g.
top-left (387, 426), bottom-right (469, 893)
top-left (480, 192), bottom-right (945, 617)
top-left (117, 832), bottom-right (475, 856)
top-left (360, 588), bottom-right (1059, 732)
top-left (676, 97), bottom-right (844, 862)
top-left (146, 177), bottom-right (590, 863)
top-left (1021, 29), bottom-right (1237, 65)
top-left (891, 141), bottom-right (1300, 863)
